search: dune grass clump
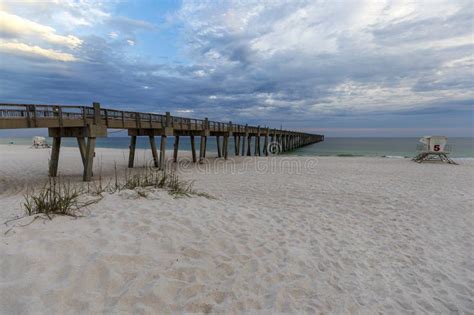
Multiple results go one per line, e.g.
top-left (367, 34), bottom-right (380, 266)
top-left (122, 168), bottom-right (211, 198)
top-left (167, 172), bottom-right (214, 199)
top-left (123, 167), bottom-right (164, 190)
top-left (21, 166), bottom-right (214, 218)
top-left (23, 177), bottom-right (85, 218)
top-left (166, 171), bottom-right (193, 197)
top-left (118, 165), bottom-right (215, 199)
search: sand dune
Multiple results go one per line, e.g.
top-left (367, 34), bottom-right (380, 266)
top-left (1, 145), bottom-right (473, 313)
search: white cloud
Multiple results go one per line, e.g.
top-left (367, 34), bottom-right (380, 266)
top-left (52, 11), bottom-right (92, 28)
top-left (0, 41), bottom-right (78, 61)
top-left (109, 31), bottom-right (119, 39)
top-left (193, 70), bottom-right (207, 77)
top-left (0, 10), bottom-right (82, 48)
top-left (0, 0), bottom-right (111, 31)
top-left (126, 39), bottom-right (135, 46)
top-left (443, 56), bottom-right (474, 68)
top-left (176, 0), bottom-right (473, 118)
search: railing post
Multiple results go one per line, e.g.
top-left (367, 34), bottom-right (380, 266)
top-left (136, 112), bottom-right (141, 129)
top-left (82, 106), bottom-right (87, 125)
top-left (166, 112), bottom-right (171, 128)
top-left (92, 102), bottom-right (100, 125)
top-left (25, 105), bottom-right (31, 127)
top-left (31, 105), bottom-right (37, 127)
top-left (57, 106), bottom-right (63, 127)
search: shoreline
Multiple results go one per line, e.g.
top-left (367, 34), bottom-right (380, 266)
top-left (1, 144), bottom-right (473, 160)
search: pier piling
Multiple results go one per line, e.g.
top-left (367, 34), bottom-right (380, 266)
top-left (128, 136), bottom-right (136, 168)
top-left (173, 136), bottom-right (180, 162)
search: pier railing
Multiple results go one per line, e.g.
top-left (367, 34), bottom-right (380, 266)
top-left (0, 103), bottom-right (319, 136)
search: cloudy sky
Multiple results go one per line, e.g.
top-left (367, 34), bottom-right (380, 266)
top-left (0, 0), bottom-right (472, 136)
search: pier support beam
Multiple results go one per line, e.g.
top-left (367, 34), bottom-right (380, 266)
top-left (199, 136), bottom-right (207, 163)
top-left (149, 136), bottom-right (159, 167)
top-left (257, 132), bottom-right (261, 156)
top-left (77, 137), bottom-right (86, 167)
top-left (159, 135), bottom-right (167, 170)
top-left (83, 137), bottom-right (96, 181)
top-left (234, 135), bottom-right (238, 156)
top-left (235, 136), bottom-right (240, 155)
top-left (216, 136), bottom-right (222, 158)
top-left (49, 137), bottom-right (61, 177)
top-left (254, 134), bottom-right (258, 156)
top-left (173, 136), bottom-right (180, 162)
top-left (223, 135), bottom-right (229, 159)
top-left (190, 135), bottom-right (197, 162)
top-left (247, 134), bottom-right (252, 156)
top-left (128, 136), bottom-right (136, 168)
top-left (264, 131), bottom-right (269, 156)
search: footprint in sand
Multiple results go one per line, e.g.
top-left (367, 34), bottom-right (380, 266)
top-left (216, 262), bottom-right (235, 277)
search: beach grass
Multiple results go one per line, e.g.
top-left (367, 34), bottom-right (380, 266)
top-left (22, 166), bottom-right (213, 218)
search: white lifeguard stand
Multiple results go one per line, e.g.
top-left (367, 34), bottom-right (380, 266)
top-left (32, 136), bottom-right (50, 149)
top-left (413, 136), bottom-right (457, 164)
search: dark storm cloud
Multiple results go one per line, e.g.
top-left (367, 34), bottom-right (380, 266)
top-left (0, 0), bottom-right (473, 135)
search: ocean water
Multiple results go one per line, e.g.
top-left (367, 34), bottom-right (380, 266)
top-left (1, 137), bottom-right (473, 158)
top-left (291, 137), bottom-right (474, 158)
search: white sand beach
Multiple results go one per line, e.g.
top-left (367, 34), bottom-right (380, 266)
top-left (0, 145), bottom-right (473, 313)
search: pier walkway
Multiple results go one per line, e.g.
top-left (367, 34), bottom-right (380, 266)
top-left (0, 103), bottom-right (324, 181)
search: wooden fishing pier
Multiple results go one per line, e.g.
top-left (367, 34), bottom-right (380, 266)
top-left (0, 103), bottom-right (324, 181)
